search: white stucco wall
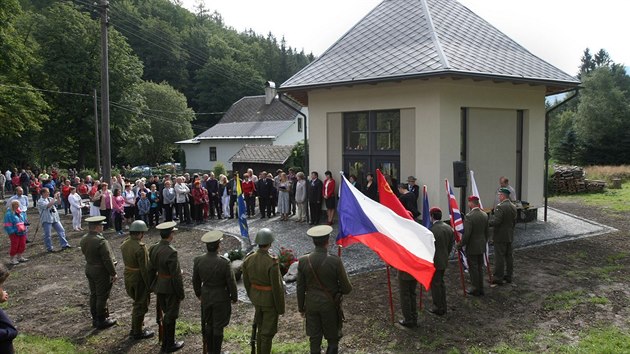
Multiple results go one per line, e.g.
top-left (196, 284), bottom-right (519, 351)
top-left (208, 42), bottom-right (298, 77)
top-left (304, 77), bottom-right (547, 213)
top-left (181, 138), bottom-right (273, 171)
top-left (274, 108), bottom-right (309, 146)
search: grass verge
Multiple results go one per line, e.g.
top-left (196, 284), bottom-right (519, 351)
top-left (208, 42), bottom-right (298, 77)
top-left (14, 334), bottom-right (88, 354)
top-left (550, 182), bottom-right (630, 212)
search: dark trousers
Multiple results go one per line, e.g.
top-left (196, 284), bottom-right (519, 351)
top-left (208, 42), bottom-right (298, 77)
top-left (176, 202), bottom-right (190, 223)
top-left (193, 203), bottom-right (203, 222)
top-left (149, 207), bottom-right (160, 226)
top-left (430, 269), bottom-right (446, 313)
top-left (259, 197), bottom-right (270, 217)
top-left (245, 195), bottom-right (256, 216)
top-left (209, 195), bottom-right (221, 218)
top-left (493, 242), bottom-right (513, 281)
top-left (114, 212), bottom-right (123, 232)
top-left (100, 209), bottom-right (112, 229)
top-left (229, 195), bottom-right (237, 218)
top-left (309, 201), bottom-right (322, 224)
top-left (87, 271), bottom-right (113, 317)
top-left (468, 254), bottom-right (484, 294)
top-left (398, 276), bottom-right (418, 323)
top-left (163, 204), bottom-right (173, 222)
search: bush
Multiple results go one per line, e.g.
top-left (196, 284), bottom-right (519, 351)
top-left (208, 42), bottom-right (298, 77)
top-left (213, 162), bottom-right (226, 178)
top-left (78, 168), bottom-right (99, 180)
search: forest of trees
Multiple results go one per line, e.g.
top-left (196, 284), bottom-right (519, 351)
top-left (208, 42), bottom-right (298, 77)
top-left (0, 0), bottom-right (313, 168)
top-left (549, 48), bottom-right (630, 165)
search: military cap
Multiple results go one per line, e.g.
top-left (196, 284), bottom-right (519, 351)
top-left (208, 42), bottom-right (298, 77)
top-left (156, 221), bottom-right (178, 234)
top-left (429, 207), bottom-right (442, 214)
top-left (468, 195), bottom-right (480, 202)
top-left (85, 216), bottom-right (107, 225)
top-left (407, 176), bottom-right (417, 182)
top-left (201, 230), bottom-right (223, 243)
top-left (499, 187), bottom-right (511, 196)
top-left (307, 225), bottom-right (333, 239)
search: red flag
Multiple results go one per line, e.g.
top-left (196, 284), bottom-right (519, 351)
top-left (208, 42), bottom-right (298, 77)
top-left (376, 169), bottom-right (413, 220)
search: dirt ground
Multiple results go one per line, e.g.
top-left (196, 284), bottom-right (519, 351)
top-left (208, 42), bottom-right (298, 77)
top-left (5, 199), bottom-right (630, 353)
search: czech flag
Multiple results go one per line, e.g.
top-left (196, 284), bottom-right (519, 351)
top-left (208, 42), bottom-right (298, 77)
top-left (336, 174), bottom-right (435, 289)
top-left (236, 173), bottom-right (249, 241)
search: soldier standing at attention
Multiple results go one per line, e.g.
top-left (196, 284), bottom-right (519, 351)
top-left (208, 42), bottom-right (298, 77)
top-left (80, 216), bottom-right (117, 329)
top-left (297, 225), bottom-right (352, 354)
top-left (458, 196), bottom-right (489, 296)
top-left (242, 228), bottom-right (285, 354)
top-left (193, 230), bottom-right (238, 354)
top-left (428, 207), bottom-right (454, 316)
top-left (148, 221), bottom-right (185, 353)
top-left (489, 188), bottom-right (517, 286)
top-left (120, 220), bottom-right (154, 340)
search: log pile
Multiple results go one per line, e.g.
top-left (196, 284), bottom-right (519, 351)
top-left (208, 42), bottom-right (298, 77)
top-left (551, 165), bottom-right (606, 194)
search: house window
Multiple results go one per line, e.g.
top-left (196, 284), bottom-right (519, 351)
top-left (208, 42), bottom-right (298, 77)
top-left (209, 147), bottom-right (217, 161)
top-left (343, 110), bottom-right (400, 187)
top-left (298, 117), bottom-right (303, 132)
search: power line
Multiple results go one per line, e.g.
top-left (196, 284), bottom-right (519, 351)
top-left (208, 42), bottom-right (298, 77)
top-left (110, 102), bottom-right (212, 131)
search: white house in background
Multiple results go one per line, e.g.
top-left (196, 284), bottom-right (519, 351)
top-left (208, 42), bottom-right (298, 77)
top-left (279, 0), bottom-right (579, 214)
top-left (176, 89), bottom-right (307, 171)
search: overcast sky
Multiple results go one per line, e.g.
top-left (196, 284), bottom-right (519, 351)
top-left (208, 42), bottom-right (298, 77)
top-left (181, 0), bottom-right (630, 76)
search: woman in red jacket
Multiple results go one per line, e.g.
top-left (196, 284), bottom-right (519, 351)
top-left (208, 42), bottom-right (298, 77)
top-left (241, 172), bottom-right (256, 217)
top-left (322, 170), bottom-right (336, 225)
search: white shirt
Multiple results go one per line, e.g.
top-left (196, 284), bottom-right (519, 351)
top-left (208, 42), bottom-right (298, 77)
top-left (6, 194), bottom-right (29, 211)
top-left (123, 189), bottom-right (136, 207)
top-left (69, 193), bottom-right (83, 209)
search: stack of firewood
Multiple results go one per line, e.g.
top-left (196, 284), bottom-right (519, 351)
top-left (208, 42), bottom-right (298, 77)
top-left (551, 165), bottom-right (606, 194)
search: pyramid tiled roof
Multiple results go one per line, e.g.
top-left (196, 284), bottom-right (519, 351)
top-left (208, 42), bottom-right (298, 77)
top-left (281, 0), bottom-right (579, 100)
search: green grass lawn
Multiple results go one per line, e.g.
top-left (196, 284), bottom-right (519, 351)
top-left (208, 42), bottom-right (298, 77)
top-left (551, 182), bottom-right (630, 212)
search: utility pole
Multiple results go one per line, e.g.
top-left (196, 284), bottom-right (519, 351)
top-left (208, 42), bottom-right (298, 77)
top-left (99, 0), bottom-right (112, 182)
top-left (93, 89), bottom-right (101, 175)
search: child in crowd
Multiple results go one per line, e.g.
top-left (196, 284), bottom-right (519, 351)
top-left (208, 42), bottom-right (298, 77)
top-left (137, 192), bottom-right (150, 226)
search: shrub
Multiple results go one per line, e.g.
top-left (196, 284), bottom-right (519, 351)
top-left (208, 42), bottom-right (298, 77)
top-left (78, 168), bottom-right (99, 180)
top-left (213, 162), bottom-right (226, 178)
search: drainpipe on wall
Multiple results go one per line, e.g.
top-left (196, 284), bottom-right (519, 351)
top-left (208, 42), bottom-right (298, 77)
top-left (544, 89), bottom-right (579, 222)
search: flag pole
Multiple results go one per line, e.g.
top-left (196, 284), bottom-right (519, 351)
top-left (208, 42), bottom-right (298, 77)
top-left (337, 244), bottom-right (342, 257)
top-left (470, 170), bottom-right (493, 284)
top-left (386, 266), bottom-right (395, 324)
top-left (418, 284), bottom-right (423, 310)
top-left (456, 245), bottom-right (467, 297)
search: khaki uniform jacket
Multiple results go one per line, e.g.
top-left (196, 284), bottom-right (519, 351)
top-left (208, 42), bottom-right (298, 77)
top-left (489, 199), bottom-right (517, 243)
top-left (432, 221), bottom-right (454, 270)
top-left (80, 232), bottom-right (116, 276)
top-left (147, 240), bottom-right (185, 300)
top-left (242, 249), bottom-right (285, 314)
top-left (121, 237), bottom-right (150, 289)
top-left (461, 208), bottom-right (489, 255)
top-left (297, 247), bottom-right (352, 313)
top-left (192, 251), bottom-right (238, 304)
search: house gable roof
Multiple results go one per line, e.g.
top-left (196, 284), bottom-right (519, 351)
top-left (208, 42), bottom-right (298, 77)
top-left (280, 0), bottom-right (579, 100)
top-left (188, 95), bottom-right (302, 140)
top-left (228, 145), bottom-right (295, 164)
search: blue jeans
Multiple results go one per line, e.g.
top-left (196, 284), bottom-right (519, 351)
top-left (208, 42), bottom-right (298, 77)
top-left (42, 222), bottom-right (70, 251)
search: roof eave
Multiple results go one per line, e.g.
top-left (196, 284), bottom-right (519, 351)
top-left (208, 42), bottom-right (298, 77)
top-left (196, 136), bottom-right (277, 140)
top-left (279, 70), bottom-right (581, 101)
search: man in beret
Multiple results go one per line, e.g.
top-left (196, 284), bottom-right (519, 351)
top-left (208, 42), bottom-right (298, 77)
top-left (121, 220), bottom-right (154, 340)
top-left (458, 196), bottom-right (488, 296)
top-left (428, 207), bottom-right (454, 315)
top-left (193, 230), bottom-right (238, 354)
top-left (148, 221), bottom-right (185, 352)
top-left (489, 188), bottom-right (517, 286)
top-left (80, 216), bottom-right (117, 329)
top-left (242, 228), bottom-right (285, 354)
top-left (297, 225), bottom-right (352, 354)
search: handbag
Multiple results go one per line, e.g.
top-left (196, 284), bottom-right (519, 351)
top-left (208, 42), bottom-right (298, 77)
top-left (16, 222), bottom-right (26, 234)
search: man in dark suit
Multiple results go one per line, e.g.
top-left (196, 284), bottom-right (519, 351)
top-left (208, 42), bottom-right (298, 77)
top-left (407, 176), bottom-right (420, 201)
top-left (257, 171), bottom-right (274, 218)
top-left (308, 172), bottom-right (323, 225)
top-left (428, 207), bottom-right (454, 315)
top-left (489, 188), bottom-right (517, 286)
top-left (205, 173), bottom-right (220, 219)
top-left (458, 195), bottom-right (488, 296)
top-left (397, 184), bottom-right (419, 219)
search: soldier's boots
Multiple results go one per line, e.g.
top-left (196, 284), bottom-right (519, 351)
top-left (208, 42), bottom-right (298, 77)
top-left (162, 323), bottom-right (184, 353)
top-left (131, 328), bottom-right (155, 340)
top-left (326, 342), bottom-right (339, 354)
top-left (96, 316), bottom-right (117, 330)
top-left (309, 336), bottom-right (323, 354)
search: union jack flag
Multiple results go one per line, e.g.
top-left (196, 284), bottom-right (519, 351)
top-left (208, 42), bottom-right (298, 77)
top-left (445, 179), bottom-right (464, 242)
top-left (446, 179), bottom-right (468, 269)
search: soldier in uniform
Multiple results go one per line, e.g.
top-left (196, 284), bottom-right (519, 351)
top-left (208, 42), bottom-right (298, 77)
top-left (297, 225), bottom-right (352, 354)
top-left (147, 221), bottom-right (185, 353)
top-left (120, 220), bottom-right (154, 340)
top-left (428, 207), bottom-right (454, 316)
top-left (80, 216), bottom-right (117, 329)
top-left (193, 230), bottom-right (238, 354)
top-left (242, 228), bottom-right (285, 354)
top-left (458, 196), bottom-right (489, 296)
top-left (489, 188), bottom-right (517, 286)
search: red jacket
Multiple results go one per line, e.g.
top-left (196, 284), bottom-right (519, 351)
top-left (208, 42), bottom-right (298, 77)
top-left (62, 185), bottom-right (71, 198)
top-left (242, 180), bottom-right (256, 196)
top-left (323, 178), bottom-right (335, 198)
